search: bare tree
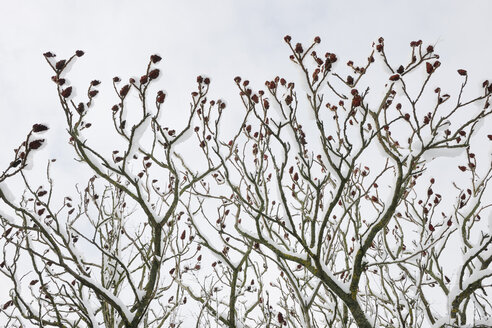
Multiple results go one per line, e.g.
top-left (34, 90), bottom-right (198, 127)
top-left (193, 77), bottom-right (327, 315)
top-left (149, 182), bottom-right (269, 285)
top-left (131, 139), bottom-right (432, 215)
top-left (1, 37), bottom-right (491, 328)
top-left (0, 52), bottom-right (220, 328)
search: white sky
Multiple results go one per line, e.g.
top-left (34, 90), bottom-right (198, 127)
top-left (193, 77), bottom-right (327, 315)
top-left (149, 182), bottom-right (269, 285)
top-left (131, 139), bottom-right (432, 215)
top-left (1, 1), bottom-right (491, 148)
top-left (0, 0), bottom-right (491, 325)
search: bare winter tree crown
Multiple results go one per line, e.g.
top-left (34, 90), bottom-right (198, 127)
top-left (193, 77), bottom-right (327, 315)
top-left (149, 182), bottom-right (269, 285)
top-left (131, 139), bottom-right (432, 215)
top-left (0, 36), bottom-right (491, 328)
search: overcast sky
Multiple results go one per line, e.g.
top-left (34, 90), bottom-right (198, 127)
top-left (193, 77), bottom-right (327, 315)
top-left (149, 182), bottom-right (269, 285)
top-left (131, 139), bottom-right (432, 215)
top-left (1, 1), bottom-right (491, 150)
top-left (1, 0), bottom-right (490, 192)
top-left (0, 0), bottom-right (491, 321)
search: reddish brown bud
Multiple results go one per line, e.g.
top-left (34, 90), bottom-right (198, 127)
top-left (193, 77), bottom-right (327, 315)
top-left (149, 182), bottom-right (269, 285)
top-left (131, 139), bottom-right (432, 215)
top-left (426, 62), bottom-right (433, 74)
top-left (295, 43), bottom-right (304, 54)
top-left (75, 50), bottom-right (85, 57)
top-left (120, 85), bottom-right (130, 97)
top-left (148, 69), bottom-right (160, 80)
top-left (76, 102), bottom-right (86, 115)
top-left (61, 87), bottom-right (72, 98)
top-left (140, 75), bottom-right (148, 84)
top-left (55, 60), bottom-right (66, 70)
top-left (457, 69), bottom-right (467, 76)
top-left (352, 95), bottom-right (361, 107)
top-left (314, 36), bottom-right (321, 43)
top-left (113, 76), bottom-right (121, 83)
top-left (458, 166), bottom-right (467, 172)
top-left (32, 124), bottom-right (49, 132)
top-left (150, 54), bottom-right (162, 63)
top-left (43, 51), bottom-right (55, 58)
top-left (426, 45), bottom-right (434, 53)
top-left (284, 35), bottom-right (291, 43)
top-left (3, 300), bottom-right (13, 310)
top-left (204, 77), bottom-right (210, 85)
top-left (428, 223), bottom-right (435, 232)
top-left (29, 139), bottom-right (44, 150)
top-left (389, 74), bottom-right (400, 81)
top-left (278, 312), bottom-right (285, 324)
top-left (156, 92), bottom-right (166, 103)
top-left (2, 227), bottom-right (13, 238)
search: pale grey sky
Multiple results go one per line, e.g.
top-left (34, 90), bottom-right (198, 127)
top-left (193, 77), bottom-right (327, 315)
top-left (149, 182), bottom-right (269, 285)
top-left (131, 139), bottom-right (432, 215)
top-left (1, 0), bottom-right (490, 186)
top-left (1, 1), bottom-right (490, 154)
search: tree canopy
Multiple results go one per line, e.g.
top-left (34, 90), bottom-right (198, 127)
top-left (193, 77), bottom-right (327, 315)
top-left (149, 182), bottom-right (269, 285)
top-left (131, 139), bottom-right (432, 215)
top-left (1, 36), bottom-right (491, 328)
